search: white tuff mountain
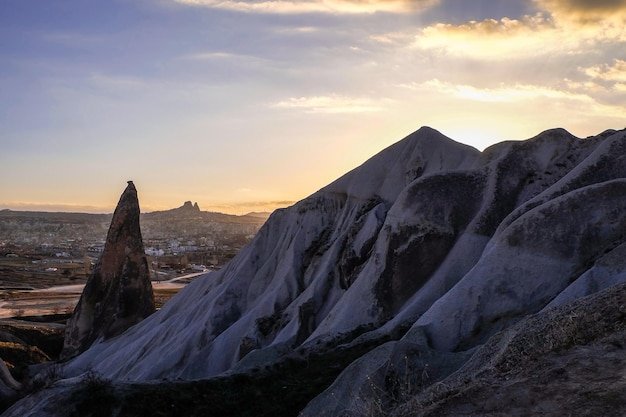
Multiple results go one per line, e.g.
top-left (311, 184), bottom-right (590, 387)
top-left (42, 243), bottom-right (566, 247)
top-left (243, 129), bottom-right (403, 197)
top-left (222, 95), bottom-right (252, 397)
top-left (5, 126), bottom-right (626, 416)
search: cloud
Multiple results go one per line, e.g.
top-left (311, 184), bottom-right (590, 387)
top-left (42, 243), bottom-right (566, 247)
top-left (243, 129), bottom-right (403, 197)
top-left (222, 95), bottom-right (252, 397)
top-left (534, 0), bottom-right (626, 22)
top-left (531, 0), bottom-right (626, 45)
top-left (413, 14), bottom-right (568, 59)
top-left (574, 60), bottom-right (626, 102)
top-left (402, 78), bottom-right (626, 116)
top-left (563, 78), bottom-right (604, 92)
top-left (183, 51), bottom-right (268, 62)
top-left (402, 79), bottom-right (584, 102)
top-left (582, 59), bottom-right (626, 82)
top-left (414, 11), bottom-right (622, 59)
top-left (275, 26), bottom-right (320, 34)
top-left (414, 2), bottom-right (626, 59)
top-left (172, 0), bottom-right (438, 14)
top-left (203, 200), bottom-right (297, 215)
top-left (89, 73), bottom-right (148, 91)
top-left (271, 95), bottom-right (389, 113)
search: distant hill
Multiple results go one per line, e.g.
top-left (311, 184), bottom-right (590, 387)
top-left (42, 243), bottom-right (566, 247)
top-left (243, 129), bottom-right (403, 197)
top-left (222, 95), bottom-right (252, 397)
top-left (0, 203), bottom-right (269, 227)
top-left (0, 202), bottom-right (268, 247)
top-left (143, 201), bottom-right (269, 224)
top-left (0, 209), bottom-right (110, 224)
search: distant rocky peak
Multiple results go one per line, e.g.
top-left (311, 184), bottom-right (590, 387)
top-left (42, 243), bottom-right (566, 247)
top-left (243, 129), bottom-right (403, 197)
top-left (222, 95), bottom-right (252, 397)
top-left (180, 201), bottom-right (200, 211)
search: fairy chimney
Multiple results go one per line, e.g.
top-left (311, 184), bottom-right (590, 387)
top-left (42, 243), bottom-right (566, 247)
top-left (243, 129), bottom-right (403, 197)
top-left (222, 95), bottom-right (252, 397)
top-left (61, 181), bottom-right (155, 359)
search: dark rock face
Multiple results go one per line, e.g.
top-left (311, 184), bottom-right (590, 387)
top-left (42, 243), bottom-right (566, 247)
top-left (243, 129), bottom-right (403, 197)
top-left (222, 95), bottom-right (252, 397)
top-left (61, 182), bottom-right (155, 359)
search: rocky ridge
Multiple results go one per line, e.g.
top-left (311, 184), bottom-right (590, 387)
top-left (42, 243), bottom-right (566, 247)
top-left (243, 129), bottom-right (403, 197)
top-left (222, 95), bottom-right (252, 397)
top-left (2, 126), bottom-right (626, 416)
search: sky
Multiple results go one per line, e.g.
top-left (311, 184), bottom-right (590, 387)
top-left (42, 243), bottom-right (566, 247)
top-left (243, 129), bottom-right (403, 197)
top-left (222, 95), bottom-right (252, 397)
top-left (1, 0), bottom-right (625, 215)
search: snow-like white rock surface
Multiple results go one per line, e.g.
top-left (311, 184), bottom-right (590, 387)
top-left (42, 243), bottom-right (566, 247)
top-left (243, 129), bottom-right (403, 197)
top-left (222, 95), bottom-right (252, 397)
top-left (63, 126), bottom-right (481, 380)
top-left (59, 126), bottom-right (626, 398)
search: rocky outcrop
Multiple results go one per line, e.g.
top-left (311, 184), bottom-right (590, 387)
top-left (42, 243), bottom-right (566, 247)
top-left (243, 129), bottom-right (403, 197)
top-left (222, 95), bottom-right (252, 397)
top-left (56, 127), bottom-right (626, 385)
top-left (6, 127), bottom-right (625, 416)
top-left (61, 181), bottom-right (155, 359)
top-left (179, 201), bottom-right (200, 212)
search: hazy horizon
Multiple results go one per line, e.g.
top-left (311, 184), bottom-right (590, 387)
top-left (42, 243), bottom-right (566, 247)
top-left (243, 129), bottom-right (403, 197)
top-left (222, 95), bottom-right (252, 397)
top-left (2, 0), bottom-right (625, 215)
top-left (0, 199), bottom-right (288, 216)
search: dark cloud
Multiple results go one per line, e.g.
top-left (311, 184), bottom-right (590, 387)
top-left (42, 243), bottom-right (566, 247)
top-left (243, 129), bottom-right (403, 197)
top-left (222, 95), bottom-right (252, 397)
top-left (536, 0), bottom-right (626, 21)
top-left (422, 0), bottom-right (535, 25)
top-left (553, 0), bottom-right (625, 11)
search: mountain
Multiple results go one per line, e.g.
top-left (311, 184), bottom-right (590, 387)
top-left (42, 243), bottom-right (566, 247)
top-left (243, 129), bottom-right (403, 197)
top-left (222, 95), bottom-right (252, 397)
top-left (4, 126), bottom-right (626, 416)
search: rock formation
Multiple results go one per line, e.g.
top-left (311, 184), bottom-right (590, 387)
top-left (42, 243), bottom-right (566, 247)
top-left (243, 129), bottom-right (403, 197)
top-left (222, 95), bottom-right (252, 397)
top-left (61, 181), bottom-right (155, 359)
top-left (179, 201), bottom-right (200, 212)
top-left (59, 126), bottom-right (625, 384)
top-left (5, 127), bottom-right (625, 416)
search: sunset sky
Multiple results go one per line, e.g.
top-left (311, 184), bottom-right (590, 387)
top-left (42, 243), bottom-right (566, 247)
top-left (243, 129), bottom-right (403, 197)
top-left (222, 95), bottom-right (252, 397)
top-left (1, 0), bottom-right (625, 214)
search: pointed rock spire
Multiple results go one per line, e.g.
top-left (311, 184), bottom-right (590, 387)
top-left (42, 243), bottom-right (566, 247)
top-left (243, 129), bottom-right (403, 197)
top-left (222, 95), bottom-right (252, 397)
top-left (61, 181), bottom-right (155, 359)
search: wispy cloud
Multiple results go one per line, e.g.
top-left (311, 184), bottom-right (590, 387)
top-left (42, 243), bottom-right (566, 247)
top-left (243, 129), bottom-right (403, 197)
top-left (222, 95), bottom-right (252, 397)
top-left (404, 78), bottom-right (592, 102)
top-left (89, 73), bottom-right (149, 91)
top-left (203, 200), bottom-right (296, 215)
top-left (184, 51), bottom-right (254, 61)
top-left (173, 0), bottom-right (438, 14)
top-left (368, 31), bottom-right (413, 45)
top-left (400, 78), bottom-right (626, 117)
top-left (271, 95), bottom-right (389, 113)
top-left (582, 59), bottom-right (626, 82)
top-left (275, 26), bottom-right (320, 34)
top-left (435, 79), bottom-right (591, 102)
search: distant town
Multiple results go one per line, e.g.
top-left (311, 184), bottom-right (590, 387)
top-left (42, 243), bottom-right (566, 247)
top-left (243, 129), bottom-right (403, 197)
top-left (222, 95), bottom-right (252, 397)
top-left (0, 201), bottom-right (270, 287)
